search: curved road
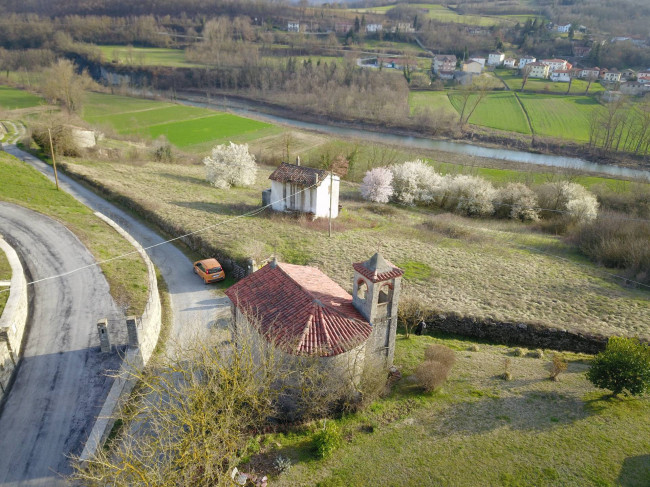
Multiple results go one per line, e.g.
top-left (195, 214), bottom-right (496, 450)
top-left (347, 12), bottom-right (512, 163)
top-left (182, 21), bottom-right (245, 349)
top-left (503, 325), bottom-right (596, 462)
top-left (0, 203), bottom-right (122, 486)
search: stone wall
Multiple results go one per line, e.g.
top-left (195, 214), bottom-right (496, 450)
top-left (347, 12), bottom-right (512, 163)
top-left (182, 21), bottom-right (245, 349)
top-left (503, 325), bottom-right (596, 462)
top-left (424, 313), bottom-right (611, 354)
top-left (0, 237), bottom-right (28, 403)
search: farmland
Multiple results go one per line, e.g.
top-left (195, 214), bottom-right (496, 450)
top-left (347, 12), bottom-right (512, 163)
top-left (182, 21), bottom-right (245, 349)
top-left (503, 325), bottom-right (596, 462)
top-left (352, 3), bottom-right (520, 26)
top-left (496, 69), bottom-right (606, 95)
top-left (0, 86), bottom-right (43, 110)
top-left (409, 91), bottom-right (457, 117)
top-left (518, 94), bottom-right (599, 142)
top-left (83, 92), bottom-right (280, 151)
top-left (448, 91), bottom-right (531, 134)
top-left (96, 45), bottom-right (202, 68)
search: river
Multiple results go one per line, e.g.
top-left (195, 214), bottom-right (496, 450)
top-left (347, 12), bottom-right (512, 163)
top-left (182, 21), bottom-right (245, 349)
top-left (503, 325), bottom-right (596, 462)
top-left (177, 93), bottom-right (650, 181)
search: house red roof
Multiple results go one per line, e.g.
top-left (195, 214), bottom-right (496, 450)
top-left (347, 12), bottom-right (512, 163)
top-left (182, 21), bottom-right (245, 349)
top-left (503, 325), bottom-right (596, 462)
top-left (353, 253), bottom-right (404, 283)
top-left (269, 162), bottom-right (328, 186)
top-left (225, 261), bottom-right (372, 357)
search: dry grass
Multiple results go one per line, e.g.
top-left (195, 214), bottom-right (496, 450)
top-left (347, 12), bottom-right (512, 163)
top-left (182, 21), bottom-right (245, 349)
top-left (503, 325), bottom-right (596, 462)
top-left (0, 249), bottom-right (9, 316)
top-left (60, 156), bottom-right (650, 339)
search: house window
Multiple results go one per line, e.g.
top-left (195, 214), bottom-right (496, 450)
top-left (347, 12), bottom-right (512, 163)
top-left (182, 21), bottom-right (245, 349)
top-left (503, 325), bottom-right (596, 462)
top-left (356, 279), bottom-right (368, 301)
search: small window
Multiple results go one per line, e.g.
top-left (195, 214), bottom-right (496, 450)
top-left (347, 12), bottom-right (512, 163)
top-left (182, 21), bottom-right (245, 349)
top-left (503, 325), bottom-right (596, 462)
top-left (357, 279), bottom-right (368, 301)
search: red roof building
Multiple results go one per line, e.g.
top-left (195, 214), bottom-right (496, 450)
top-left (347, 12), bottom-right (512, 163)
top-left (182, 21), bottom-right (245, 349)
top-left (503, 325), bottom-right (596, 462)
top-left (225, 260), bottom-right (372, 357)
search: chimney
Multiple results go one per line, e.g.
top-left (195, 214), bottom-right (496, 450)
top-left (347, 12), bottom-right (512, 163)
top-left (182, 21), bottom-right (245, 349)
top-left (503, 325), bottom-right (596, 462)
top-left (270, 256), bottom-right (277, 268)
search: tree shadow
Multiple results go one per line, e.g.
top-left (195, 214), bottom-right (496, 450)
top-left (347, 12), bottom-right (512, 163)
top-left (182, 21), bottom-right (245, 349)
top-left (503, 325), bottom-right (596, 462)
top-left (158, 172), bottom-right (209, 186)
top-left (616, 454), bottom-right (650, 487)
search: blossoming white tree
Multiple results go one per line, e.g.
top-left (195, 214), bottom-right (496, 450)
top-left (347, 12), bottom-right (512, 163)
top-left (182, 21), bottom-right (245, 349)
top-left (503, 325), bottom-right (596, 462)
top-left (494, 183), bottom-right (540, 221)
top-left (360, 167), bottom-right (394, 203)
top-left (203, 142), bottom-right (257, 189)
top-left (443, 174), bottom-right (496, 217)
top-left (536, 181), bottom-right (598, 223)
top-left (390, 159), bottom-right (443, 205)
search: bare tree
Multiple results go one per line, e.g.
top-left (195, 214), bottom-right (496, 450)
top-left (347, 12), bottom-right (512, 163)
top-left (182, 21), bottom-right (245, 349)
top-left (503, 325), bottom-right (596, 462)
top-left (40, 59), bottom-right (92, 113)
top-left (520, 64), bottom-right (532, 91)
top-left (456, 77), bottom-right (490, 129)
top-left (584, 72), bottom-right (598, 95)
top-left (397, 295), bottom-right (428, 339)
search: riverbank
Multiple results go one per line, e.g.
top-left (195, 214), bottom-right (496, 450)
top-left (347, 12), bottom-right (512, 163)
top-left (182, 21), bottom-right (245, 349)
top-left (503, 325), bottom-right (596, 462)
top-left (177, 89), bottom-right (650, 175)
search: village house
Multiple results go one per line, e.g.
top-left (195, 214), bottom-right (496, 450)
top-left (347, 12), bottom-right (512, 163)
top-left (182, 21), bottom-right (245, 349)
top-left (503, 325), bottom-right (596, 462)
top-left (225, 253), bottom-right (403, 386)
top-left (432, 54), bottom-right (457, 74)
top-left (365, 23), bottom-right (382, 33)
top-left (469, 57), bottom-right (486, 68)
top-left (264, 162), bottom-right (340, 219)
top-left (637, 71), bottom-right (650, 83)
top-left (620, 81), bottom-right (650, 96)
top-left (518, 56), bottom-right (536, 70)
top-left (503, 58), bottom-right (517, 69)
top-left (572, 45), bottom-right (591, 58)
top-left (487, 52), bottom-right (505, 66)
top-left (526, 62), bottom-right (550, 79)
top-left (621, 69), bottom-right (636, 80)
top-left (287, 21), bottom-right (300, 32)
top-left (556, 23), bottom-right (572, 33)
top-left (578, 67), bottom-right (600, 79)
top-left (462, 60), bottom-right (483, 74)
top-left (392, 22), bottom-right (415, 33)
top-left (602, 69), bottom-right (621, 83)
top-left (550, 70), bottom-right (572, 82)
top-left (540, 59), bottom-right (571, 72)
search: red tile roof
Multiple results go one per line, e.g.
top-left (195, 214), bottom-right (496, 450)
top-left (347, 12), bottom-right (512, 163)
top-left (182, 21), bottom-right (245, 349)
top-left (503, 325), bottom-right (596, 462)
top-left (353, 253), bottom-right (404, 283)
top-left (269, 162), bottom-right (328, 186)
top-left (225, 261), bottom-right (371, 357)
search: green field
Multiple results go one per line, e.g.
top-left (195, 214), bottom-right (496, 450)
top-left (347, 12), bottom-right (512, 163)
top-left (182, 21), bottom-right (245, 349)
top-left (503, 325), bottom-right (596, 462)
top-left (449, 91), bottom-right (531, 134)
top-left (354, 3), bottom-right (517, 26)
top-left (519, 94), bottom-right (599, 142)
top-left (96, 45), bottom-right (202, 68)
top-left (496, 69), bottom-right (605, 95)
top-left (83, 92), bottom-right (279, 151)
top-left (409, 91), bottom-right (457, 117)
top-left (0, 86), bottom-right (43, 110)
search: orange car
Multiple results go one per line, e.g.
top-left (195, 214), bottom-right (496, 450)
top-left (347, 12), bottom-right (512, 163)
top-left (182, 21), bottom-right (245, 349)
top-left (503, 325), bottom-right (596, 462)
top-left (193, 258), bottom-right (226, 284)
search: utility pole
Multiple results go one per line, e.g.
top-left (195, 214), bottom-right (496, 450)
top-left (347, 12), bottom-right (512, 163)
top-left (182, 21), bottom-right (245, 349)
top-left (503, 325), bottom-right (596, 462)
top-left (47, 128), bottom-right (60, 191)
top-left (329, 170), bottom-right (333, 238)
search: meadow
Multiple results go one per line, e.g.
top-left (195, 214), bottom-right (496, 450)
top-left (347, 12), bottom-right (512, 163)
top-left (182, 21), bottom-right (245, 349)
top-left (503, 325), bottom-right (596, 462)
top-left (263, 334), bottom-right (650, 487)
top-left (0, 85), bottom-right (43, 109)
top-left (518, 94), bottom-right (599, 142)
top-left (448, 91), bottom-right (531, 134)
top-left (352, 3), bottom-right (515, 26)
top-left (96, 45), bottom-right (202, 68)
top-left (83, 92), bottom-right (280, 151)
top-left (0, 152), bottom-right (149, 315)
top-left (496, 69), bottom-right (606, 95)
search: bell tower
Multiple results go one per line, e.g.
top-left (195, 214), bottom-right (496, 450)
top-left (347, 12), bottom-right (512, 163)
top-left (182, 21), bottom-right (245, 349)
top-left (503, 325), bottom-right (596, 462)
top-left (352, 253), bottom-right (403, 366)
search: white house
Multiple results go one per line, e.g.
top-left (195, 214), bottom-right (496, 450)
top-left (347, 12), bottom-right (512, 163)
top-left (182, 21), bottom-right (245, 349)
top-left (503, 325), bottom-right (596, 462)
top-left (638, 71), bottom-right (650, 83)
top-left (503, 58), bottom-right (517, 69)
top-left (602, 69), bottom-right (621, 83)
top-left (550, 70), bottom-right (572, 82)
top-left (487, 52), bottom-right (505, 66)
top-left (287, 21), bottom-right (300, 32)
top-left (432, 54), bottom-right (457, 74)
top-left (266, 162), bottom-right (339, 219)
top-left (519, 56), bottom-right (536, 70)
top-left (366, 23), bottom-right (383, 33)
top-left (556, 23), bottom-right (572, 33)
top-left (578, 67), bottom-right (600, 79)
top-left (527, 62), bottom-right (550, 79)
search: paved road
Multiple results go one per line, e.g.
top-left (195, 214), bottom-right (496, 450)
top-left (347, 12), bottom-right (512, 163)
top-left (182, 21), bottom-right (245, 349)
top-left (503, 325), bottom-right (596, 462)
top-left (3, 144), bottom-right (230, 350)
top-left (0, 203), bottom-right (123, 486)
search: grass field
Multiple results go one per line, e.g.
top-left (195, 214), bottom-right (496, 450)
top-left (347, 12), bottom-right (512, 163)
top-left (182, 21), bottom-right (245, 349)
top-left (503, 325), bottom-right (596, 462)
top-left (448, 91), bottom-right (531, 134)
top-left (95, 45), bottom-right (202, 68)
top-left (353, 3), bottom-right (513, 26)
top-left (0, 85), bottom-right (43, 110)
top-left (61, 156), bottom-right (650, 340)
top-left (408, 91), bottom-right (457, 117)
top-left (83, 92), bottom-right (280, 151)
top-left (0, 152), bottom-right (149, 315)
top-left (0, 248), bottom-right (10, 316)
top-left (259, 334), bottom-right (650, 486)
top-left (496, 70), bottom-right (606, 95)
top-left (518, 94), bottom-right (599, 142)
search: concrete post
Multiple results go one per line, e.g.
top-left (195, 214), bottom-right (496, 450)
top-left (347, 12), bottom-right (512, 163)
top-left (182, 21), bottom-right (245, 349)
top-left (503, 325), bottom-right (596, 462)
top-left (126, 316), bottom-right (140, 348)
top-left (97, 319), bottom-right (111, 353)
top-left (246, 258), bottom-right (257, 275)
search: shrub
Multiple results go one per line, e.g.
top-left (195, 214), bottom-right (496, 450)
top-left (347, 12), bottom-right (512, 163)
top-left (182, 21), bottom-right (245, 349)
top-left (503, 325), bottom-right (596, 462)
top-left (469, 344), bottom-right (480, 352)
top-left (586, 336), bottom-right (650, 397)
top-left (513, 348), bottom-right (525, 357)
top-left (414, 359), bottom-right (454, 392)
top-left (273, 455), bottom-right (292, 473)
top-left (535, 181), bottom-right (598, 223)
top-left (390, 159), bottom-right (442, 205)
top-left (549, 353), bottom-right (568, 381)
top-left (494, 183), bottom-right (540, 221)
top-left (501, 357), bottom-right (513, 381)
top-left (423, 344), bottom-right (456, 369)
top-left (312, 421), bottom-right (342, 459)
top-left (360, 167), bottom-right (394, 203)
top-left (442, 174), bottom-right (496, 217)
top-left (203, 142), bottom-right (257, 189)
top-left (529, 349), bottom-right (544, 359)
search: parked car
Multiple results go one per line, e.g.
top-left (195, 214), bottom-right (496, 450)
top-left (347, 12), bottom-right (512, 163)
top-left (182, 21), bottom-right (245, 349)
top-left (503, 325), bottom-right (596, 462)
top-left (193, 258), bottom-right (225, 284)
